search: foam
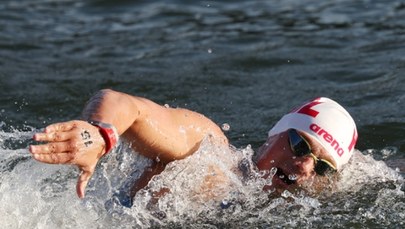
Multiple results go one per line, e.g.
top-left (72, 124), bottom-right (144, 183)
top-left (0, 127), bottom-right (403, 228)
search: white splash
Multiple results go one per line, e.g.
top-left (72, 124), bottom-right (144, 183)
top-left (0, 125), bottom-right (403, 228)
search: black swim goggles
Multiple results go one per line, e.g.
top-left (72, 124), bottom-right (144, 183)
top-left (288, 129), bottom-right (336, 176)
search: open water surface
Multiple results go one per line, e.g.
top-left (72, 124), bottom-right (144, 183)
top-left (0, 0), bottom-right (404, 228)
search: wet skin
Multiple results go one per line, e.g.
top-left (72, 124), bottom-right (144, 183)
top-left (255, 130), bottom-right (337, 192)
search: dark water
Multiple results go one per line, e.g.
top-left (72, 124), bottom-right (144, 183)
top-left (0, 0), bottom-right (404, 228)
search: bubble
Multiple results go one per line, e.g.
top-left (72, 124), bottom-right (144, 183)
top-left (270, 167), bottom-right (277, 177)
top-left (220, 199), bottom-right (231, 209)
top-left (258, 170), bottom-right (268, 177)
top-left (288, 174), bottom-right (298, 181)
top-left (281, 190), bottom-right (293, 198)
top-left (221, 123), bottom-right (230, 131)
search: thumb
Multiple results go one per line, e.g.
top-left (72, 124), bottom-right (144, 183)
top-left (76, 167), bottom-right (95, 199)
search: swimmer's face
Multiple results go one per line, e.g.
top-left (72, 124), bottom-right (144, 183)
top-left (255, 129), bottom-right (337, 192)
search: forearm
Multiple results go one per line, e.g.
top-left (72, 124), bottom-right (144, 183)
top-left (30, 89), bottom-right (228, 198)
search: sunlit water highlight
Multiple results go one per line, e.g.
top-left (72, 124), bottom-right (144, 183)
top-left (1, 125), bottom-right (403, 228)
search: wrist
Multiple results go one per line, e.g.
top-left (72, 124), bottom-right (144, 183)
top-left (88, 120), bottom-right (119, 155)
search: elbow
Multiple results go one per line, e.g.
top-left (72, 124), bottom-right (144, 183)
top-left (91, 89), bottom-right (126, 104)
top-left (82, 89), bottom-right (122, 119)
top-left (97, 88), bottom-right (119, 99)
top-left (89, 89), bottom-right (120, 106)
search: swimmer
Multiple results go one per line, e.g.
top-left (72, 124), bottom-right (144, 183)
top-left (29, 89), bottom-right (357, 198)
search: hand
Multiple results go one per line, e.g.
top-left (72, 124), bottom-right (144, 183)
top-left (29, 120), bottom-right (107, 198)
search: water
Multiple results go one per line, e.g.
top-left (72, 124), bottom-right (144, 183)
top-left (1, 0), bottom-right (404, 228)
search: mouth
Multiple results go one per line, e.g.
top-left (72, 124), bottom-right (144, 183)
top-left (275, 167), bottom-right (296, 185)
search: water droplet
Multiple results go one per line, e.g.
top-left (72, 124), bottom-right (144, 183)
top-left (220, 199), bottom-right (231, 209)
top-left (164, 104), bottom-right (170, 108)
top-left (292, 156), bottom-right (296, 159)
top-left (279, 174), bottom-right (285, 179)
top-left (207, 48), bottom-right (212, 53)
top-left (270, 160), bottom-right (275, 164)
top-left (258, 170), bottom-right (268, 177)
top-left (270, 167), bottom-right (277, 176)
top-left (155, 156), bottom-right (161, 162)
top-left (221, 123), bottom-right (230, 131)
top-left (281, 190), bottom-right (292, 198)
top-left (288, 174), bottom-right (298, 180)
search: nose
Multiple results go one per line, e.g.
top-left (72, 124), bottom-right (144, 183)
top-left (293, 155), bottom-right (316, 178)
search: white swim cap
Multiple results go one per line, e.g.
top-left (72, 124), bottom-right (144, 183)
top-left (268, 97), bottom-right (358, 170)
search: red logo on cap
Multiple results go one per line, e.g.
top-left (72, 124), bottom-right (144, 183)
top-left (291, 98), bottom-right (322, 118)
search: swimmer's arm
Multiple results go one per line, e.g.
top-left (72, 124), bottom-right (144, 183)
top-left (81, 89), bottom-right (228, 162)
top-left (30, 89), bottom-right (228, 198)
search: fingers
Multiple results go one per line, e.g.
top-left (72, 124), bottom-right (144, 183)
top-left (30, 141), bottom-right (74, 154)
top-left (76, 169), bottom-right (94, 199)
top-left (31, 150), bottom-right (75, 164)
top-left (33, 131), bottom-right (72, 142)
top-left (30, 141), bottom-right (76, 164)
top-left (33, 120), bottom-right (79, 143)
top-left (44, 121), bottom-right (77, 133)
